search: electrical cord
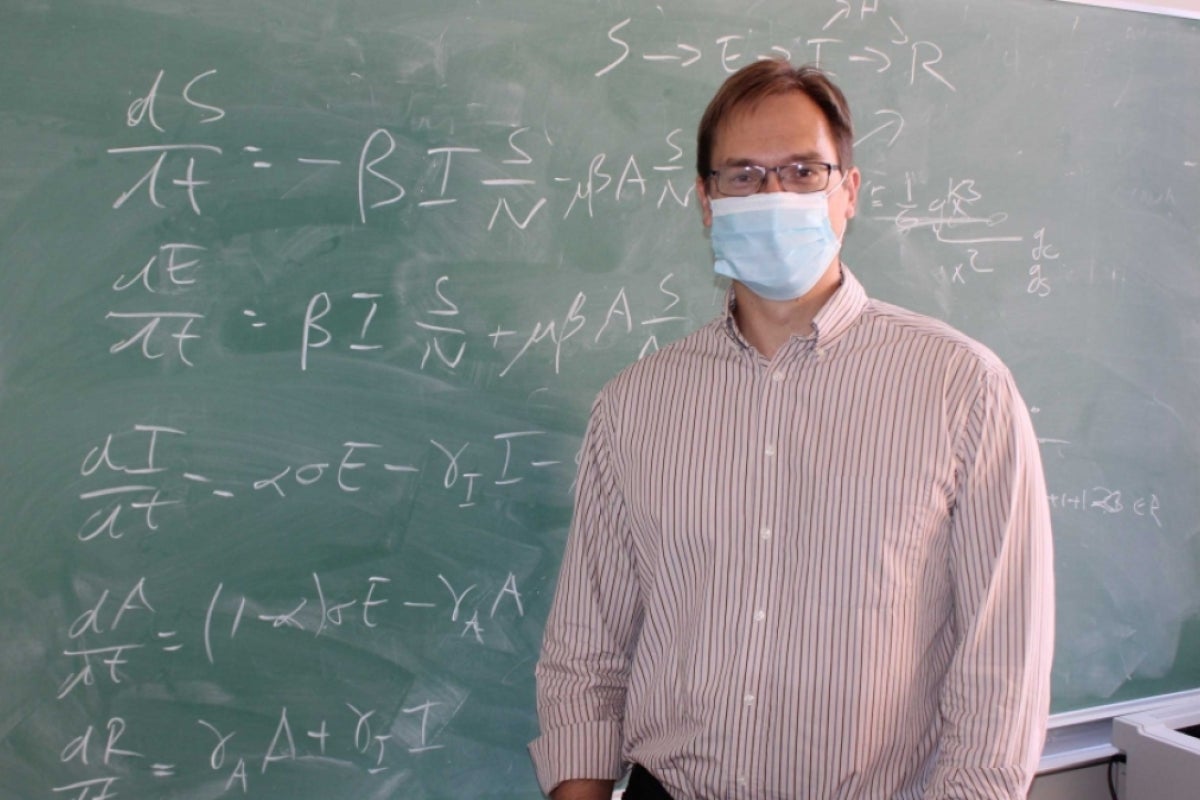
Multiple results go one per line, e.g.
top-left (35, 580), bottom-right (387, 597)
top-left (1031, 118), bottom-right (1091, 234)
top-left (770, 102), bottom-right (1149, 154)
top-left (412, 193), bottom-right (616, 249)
top-left (1106, 754), bottom-right (1126, 800)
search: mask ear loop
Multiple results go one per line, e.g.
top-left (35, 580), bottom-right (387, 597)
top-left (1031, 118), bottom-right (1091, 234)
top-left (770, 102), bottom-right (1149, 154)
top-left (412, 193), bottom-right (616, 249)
top-left (824, 169), bottom-right (851, 246)
top-left (824, 169), bottom-right (849, 196)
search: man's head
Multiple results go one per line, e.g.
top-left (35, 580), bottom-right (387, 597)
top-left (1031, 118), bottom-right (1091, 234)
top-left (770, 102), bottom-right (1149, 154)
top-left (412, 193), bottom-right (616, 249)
top-left (695, 60), bottom-right (862, 304)
top-left (696, 59), bottom-right (855, 183)
top-left (695, 61), bottom-right (860, 231)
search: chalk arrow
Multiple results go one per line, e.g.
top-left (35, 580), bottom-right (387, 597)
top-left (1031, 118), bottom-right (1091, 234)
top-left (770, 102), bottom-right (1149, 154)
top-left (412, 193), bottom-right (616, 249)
top-left (854, 109), bottom-right (904, 149)
top-left (823, 2), bottom-right (851, 30)
top-left (848, 46), bottom-right (891, 73)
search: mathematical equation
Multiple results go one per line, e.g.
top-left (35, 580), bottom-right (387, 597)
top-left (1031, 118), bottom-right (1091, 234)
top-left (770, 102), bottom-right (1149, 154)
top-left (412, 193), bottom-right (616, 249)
top-left (106, 238), bottom-right (688, 372)
top-left (56, 698), bottom-right (457, 800)
top-left (596, 2), bottom-right (957, 93)
top-left (60, 570), bottom-right (524, 698)
top-left (861, 171), bottom-right (1068, 297)
top-left (107, 69), bottom-right (696, 223)
top-left (77, 422), bottom-right (568, 542)
top-left (53, 568), bottom-right (522, 797)
top-left (54, 701), bottom-right (449, 800)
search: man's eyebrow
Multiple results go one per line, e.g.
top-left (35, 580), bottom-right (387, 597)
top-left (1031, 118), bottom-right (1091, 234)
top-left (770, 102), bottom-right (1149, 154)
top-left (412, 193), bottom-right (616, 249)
top-left (717, 152), bottom-right (829, 167)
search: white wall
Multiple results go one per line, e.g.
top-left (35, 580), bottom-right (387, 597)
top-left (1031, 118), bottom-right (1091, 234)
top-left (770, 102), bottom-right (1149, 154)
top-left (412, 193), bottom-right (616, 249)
top-left (1052, 0), bottom-right (1200, 20)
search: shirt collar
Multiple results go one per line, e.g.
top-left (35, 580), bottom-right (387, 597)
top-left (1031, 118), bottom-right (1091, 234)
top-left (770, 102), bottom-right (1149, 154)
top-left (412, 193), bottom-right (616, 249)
top-left (810, 264), bottom-right (869, 346)
top-left (719, 264), bottom-right (870, 350)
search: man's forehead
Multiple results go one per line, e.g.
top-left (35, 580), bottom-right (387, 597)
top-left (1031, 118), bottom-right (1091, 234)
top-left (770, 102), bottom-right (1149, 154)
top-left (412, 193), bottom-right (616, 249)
top-left (712, 93), bottom-right (834, 155)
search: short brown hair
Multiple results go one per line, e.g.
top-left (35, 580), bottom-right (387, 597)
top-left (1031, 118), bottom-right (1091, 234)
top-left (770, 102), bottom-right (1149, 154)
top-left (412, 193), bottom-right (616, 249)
top-left (696, 59), bottom-right (855, 178)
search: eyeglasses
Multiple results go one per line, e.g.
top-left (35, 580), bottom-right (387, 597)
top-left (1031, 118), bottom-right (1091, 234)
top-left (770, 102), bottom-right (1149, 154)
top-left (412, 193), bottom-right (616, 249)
top-left (708, 161), bottom-right (841, 196)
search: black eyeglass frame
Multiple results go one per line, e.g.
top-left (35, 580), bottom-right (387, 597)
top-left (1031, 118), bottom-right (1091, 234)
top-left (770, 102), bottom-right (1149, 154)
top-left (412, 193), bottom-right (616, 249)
top-left (707, 161), bottom-right (843, 196)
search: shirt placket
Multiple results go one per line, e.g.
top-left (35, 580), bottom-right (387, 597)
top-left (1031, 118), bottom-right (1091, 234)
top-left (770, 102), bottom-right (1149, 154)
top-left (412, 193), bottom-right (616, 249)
top-left (731, 340), bottom-right (809, 797)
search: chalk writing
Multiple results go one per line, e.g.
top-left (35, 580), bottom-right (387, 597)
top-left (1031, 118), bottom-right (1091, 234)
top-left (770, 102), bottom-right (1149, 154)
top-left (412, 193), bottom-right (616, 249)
top-left (595, 9), bottom-right (956, 91)
top-left (1028, 226), bottom-right (1062, 298)
top-left (1049, 487), bottom-right (1163, 527)
top-left (287, 272), bottom-right (685, 377)
top-left (52, 563), bottom-right (523, 793)
top-left (864, 172), bottom-right (1075, 298)
top-left (496, 274), bottom-right (686, 378)
top-left (78, 425), bottom-right (186, 541)
top-left (418, 277), bottom-right (466, 371)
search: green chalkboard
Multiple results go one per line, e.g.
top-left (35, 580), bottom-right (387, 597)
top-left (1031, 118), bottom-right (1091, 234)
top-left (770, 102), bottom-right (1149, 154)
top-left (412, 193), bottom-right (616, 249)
top-left (2, 0), bottom-right (1198, 797)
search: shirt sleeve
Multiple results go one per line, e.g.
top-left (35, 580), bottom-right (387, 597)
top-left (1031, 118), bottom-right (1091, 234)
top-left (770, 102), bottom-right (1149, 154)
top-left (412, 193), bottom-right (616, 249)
top-left (528, 391), bottom-right (643, 796)
top-left (925, 365), bottom-right (1055, 800)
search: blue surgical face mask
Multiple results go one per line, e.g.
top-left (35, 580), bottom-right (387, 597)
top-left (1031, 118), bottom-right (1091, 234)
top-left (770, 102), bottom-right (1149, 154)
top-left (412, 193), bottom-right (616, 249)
top-left (709, 190), bottom-right (843, 301)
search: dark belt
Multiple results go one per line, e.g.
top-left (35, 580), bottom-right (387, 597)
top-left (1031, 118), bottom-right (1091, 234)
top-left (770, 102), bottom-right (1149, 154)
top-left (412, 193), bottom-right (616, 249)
top-left (624, 764), bottom-right (674, 800)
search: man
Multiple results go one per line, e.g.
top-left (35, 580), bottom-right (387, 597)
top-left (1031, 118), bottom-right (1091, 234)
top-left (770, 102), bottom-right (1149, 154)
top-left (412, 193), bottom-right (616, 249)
top-left (530, 59), bottom-right (1054, 800)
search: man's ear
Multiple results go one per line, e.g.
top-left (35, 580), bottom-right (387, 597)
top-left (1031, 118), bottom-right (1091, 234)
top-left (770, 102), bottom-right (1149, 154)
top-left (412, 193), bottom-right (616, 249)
top-left (697, 176), bottom-right (713, 227)
top-left (843, 166), bottom-right (861, 221)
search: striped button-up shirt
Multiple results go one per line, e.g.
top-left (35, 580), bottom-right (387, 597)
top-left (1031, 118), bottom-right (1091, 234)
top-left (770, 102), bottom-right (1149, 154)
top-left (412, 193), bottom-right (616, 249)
top-left (530, 268), bottom-right (1054, 800)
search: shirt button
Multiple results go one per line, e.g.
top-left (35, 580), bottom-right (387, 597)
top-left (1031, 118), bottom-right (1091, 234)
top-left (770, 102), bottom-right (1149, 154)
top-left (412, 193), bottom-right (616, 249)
top-left (744, 693), bottom-right (756, 706)
top-left (760, 527), bottom-right (772, 541)
top-left (753, 610), bottom-right (766, 622)
top-left (772, 369), bottom-right (785, 382)
top-left (764, 443), bottom-right (776, 457)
